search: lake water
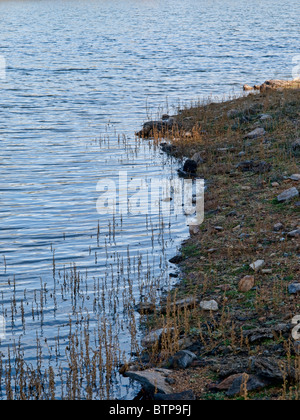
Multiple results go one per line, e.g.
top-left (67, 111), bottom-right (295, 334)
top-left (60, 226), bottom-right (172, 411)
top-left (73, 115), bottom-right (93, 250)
top-left (0, 0), bottom-right (298, 400)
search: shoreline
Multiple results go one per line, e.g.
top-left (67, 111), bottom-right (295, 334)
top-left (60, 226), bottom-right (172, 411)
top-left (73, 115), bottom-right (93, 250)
top-left (126, 79), bottom-right (300, 400)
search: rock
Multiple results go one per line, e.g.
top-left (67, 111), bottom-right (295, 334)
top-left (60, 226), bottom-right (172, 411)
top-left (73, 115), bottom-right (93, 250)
top-left (189, 225), bottom-right (200, 235)
top-left (200, 300), bottom-right (219, 311)
top-left (243, 84), bottom-right (254, 91)
top-left (243, 324), bottom-right (291, 343)
top-left (136, 118), bottom-right (181, 138)
top-left (135, 301), bottom-right (158, 314)
top-left (250, 260), bottom-right (265, 271)
top-left (160, 143), bottom-right (178, 156)
top-left (183, 159), bottom-right (198, 174)
top-left (277, 187), bottom-right (299, 202)
top-left (292, 139), bottom-right (300, 153)
top-left (244, 128), bottom-right (266, 139)
top-left (154, 390), bottom-right (195, 400)
top-left (160, 297), bottom-right (199, 314)
top-left (209, 374), bottom-right (242, 391)
top-left (191, 152), bottom-right (204, 165)
top-left (243, 328), bottom-right (275, 343)
top-left (227, 109), bottom-right (240, 119)
top-left (260, 79), bottom-right (300, 92)
top-left (236, 160), bottom-right (271, 173)
top-left (169, 350), bottom-right (197, 369)
top-left (251, 357), bottom-right (296, 382)
top-left (141, 328), bottom-right (174, 348)
top-left (287, 229), bottom-right (300, 238)
top-left (289, 174), bottom-right (300, 181)
top-left (141, 329), bottom-right (165, 348)
top-left (260, 114), bottom-right (272, 121)
top-left (238, 275), bottom-right (255, 292)
top-left (227, 374), bottom-right (269, 397)
top-left (294, 342), bottom-right (300, 356)
top-left (162, 114), bottom-right (170, 120)
top-left (271, 182), bottom-right (280, 187)
top-left (125, 368), bottom-right (173, 395)
top-left (273, 223), bottom-right (284, 232)
top-left (169, 255), bottom-right (184, 264)
top-left (288, 283), bottom-right (300, 295)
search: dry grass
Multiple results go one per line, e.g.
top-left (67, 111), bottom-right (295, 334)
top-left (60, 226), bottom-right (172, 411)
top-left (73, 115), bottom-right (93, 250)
top-left (138, 87), bottom-right (300, 400)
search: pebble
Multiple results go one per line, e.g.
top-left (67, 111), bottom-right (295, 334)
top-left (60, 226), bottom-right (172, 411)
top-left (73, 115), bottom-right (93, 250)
top-left (200, 300), bottom-right (219, 311)
top-left (250, 260), bottom-right (265, 271)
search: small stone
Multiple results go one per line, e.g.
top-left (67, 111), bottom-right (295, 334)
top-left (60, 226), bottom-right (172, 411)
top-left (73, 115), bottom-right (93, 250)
top-left (289, 174), bottom-right (300, 181)
top-left (243, 84), bottom-right (254, 91)
top-left (291, 139), bottom-right (300, 152)
top-left (214, 226), bottom-right (223, 231)
top-left (183, 159), bottom-right (197, 174)
top-left (141, 329), bottom-right (165, 348)
top-left (238, 275), bottom-right (255, 292)
top-left (273, 223), bottom-right (284, 232)
top-left (191, 152), bottom-right (204, 165)
top-left (207, 248), bottom-right (217, 254)
top-left (260, 114), bottom-right (272, 121)
top-left (271, 182), bottom-right (280, 187)
top-left (287, 229), bottom-right (300, 238)
top-left (244, 127), bottom-right (266, 139)
top-left (250, 260), bottom-right (265, 271)
top-left (169, 350), bottom-right (197, 369)
top-left (189, 225), bottom-right (200, 235)
top-left (227, 109), bottom-right (240, 119)
top-left (200, 300), bottom-right (219, 312)
top-left (277, 187), bottom-right (299, 202)
top-left (288, 283), bottom-right (300, 295)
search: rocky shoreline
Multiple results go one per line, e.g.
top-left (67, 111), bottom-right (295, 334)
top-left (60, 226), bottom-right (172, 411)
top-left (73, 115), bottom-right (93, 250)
top-left (125, 80), bottom-right (300, 401)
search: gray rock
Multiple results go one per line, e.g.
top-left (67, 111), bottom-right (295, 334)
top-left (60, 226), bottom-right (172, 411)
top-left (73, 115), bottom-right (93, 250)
top-left (227, 109), bottom-right (240, 119)
top-left (288, 283), bottom-right (300, 295)
top-left (227, 375), bottom-right (269, 396)
top-left (200, 300), bottom-right (219, 311)
top-left (244, 128), bottom-right (266, 139)
top-left (191, 152), bottom-right (204, 165)
top-left (250, 260), bottom-right (265, 271)
top-left (260, 114), bottom-right (272, 121)
top-left (277, 187), bottom-right (299, 202)
top-left (125, 368), bottom-right (173, 395)
top-left (273, 223), bottom-right (284, 232)
top-left (160, 297), bottom-right (199, 314)
top-left (169, 350), bottom-right (197, 369)
top-left (287, 229), bottom-right (300, 238)
top-left (292, 139), bottom-right (300, 152)
top-left (289, 174), bottom-right (300, 181)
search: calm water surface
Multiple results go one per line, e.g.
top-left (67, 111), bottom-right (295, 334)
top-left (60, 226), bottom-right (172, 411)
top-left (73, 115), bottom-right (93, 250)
top-left (0, 0), bottom-right (298, 399)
